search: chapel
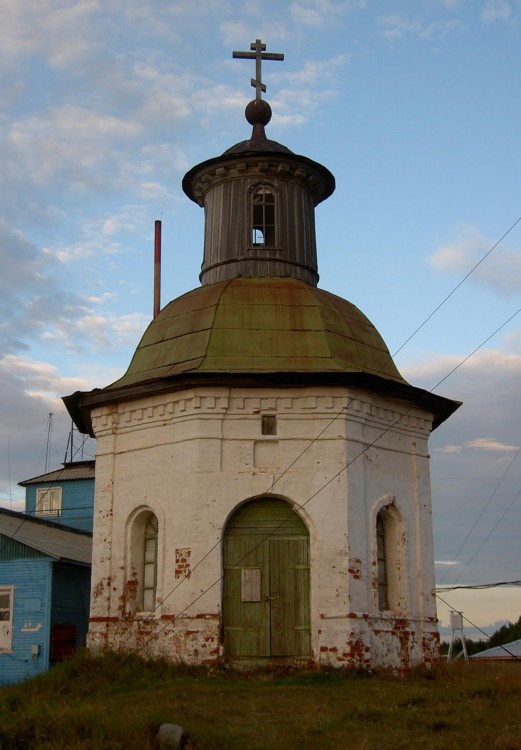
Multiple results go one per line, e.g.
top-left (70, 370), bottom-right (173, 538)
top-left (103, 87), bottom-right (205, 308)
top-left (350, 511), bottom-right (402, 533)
top-left (64, 41), bottom-right (460, 670)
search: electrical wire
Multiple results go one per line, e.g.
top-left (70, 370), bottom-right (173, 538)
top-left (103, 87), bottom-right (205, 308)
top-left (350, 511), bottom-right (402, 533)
top-left (4, 212), bottom-right (520, 666)
top-left (392, 215), bottom-right (521, 361)
top-left (439, 445), bottom-right (521, 585)
top-left (0, 434), bottom-right (94, 557)
top-left (437, 580), bottom-right (521, 591)
top-left (111, 208), bottom-right (521, 652)
top-left (452, 484), bottom-right (521, 586)
top-left (129, 306), bottom-right (521, 654)
top-left (435, 592), bottom-right (520, 660)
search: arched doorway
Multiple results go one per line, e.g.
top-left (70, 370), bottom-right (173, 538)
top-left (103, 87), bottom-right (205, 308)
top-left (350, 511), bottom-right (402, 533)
top-left (222, 498), bottom-right (310, 660)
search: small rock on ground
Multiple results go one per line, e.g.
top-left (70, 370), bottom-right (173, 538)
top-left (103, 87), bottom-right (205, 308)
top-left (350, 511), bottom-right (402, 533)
top-left (157, 723), bottom-right (187, 749)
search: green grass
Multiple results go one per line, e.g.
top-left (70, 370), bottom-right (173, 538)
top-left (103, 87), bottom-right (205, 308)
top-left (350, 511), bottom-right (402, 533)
top-left (1, 652), bottom-right (520, 749)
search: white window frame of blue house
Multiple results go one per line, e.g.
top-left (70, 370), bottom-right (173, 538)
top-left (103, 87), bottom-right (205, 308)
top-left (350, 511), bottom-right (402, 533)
top-left (36, 486), bottom-right (62, 516)
top-left (0, 586), bottom-right (14, 651)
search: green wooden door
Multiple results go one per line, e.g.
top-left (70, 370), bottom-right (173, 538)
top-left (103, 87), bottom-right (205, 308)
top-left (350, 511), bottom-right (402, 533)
top-left (223, 499), bottom-right (310, 659)
top-left (222, 537), bottom-right (270, 657)
top-left (269, 537), bottom-right (310, 656)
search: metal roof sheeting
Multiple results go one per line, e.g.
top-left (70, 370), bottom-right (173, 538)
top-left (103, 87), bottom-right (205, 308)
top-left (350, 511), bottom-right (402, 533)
top-left (107, 278), bottom-right (406, 390)
top-left (0, 509), bottom-right (91, 565)
top-left (471, 639), bottom-right (521, 660)
top-left (19, 460), bottom-right (95, 487)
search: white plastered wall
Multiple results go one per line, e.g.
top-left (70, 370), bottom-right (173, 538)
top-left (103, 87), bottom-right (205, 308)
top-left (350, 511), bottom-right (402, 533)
top-left (87, 384), bottom-right (438, 669)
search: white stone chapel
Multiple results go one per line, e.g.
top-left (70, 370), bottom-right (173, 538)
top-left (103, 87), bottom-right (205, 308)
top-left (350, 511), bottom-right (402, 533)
top-left (64, 41), bottom-right (459, 671)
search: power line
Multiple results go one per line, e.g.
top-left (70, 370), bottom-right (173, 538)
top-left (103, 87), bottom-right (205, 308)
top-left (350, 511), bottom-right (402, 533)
top-left (116, 205), bottom-right (521, 652)
top-left (435, 592), bottom-right (520, 660)
top-left (452, 484), bottom-right (521, 586)
top-left (439, 445), bottom-right (521, 585)
top-left (391, 214), bottom-right (521, 361)
top-left (437, 580), bottom-right (521, 591)
top-left (0, 436), bottom-right (94, 557)
top-left (130, 305), bottom-right (521, 654)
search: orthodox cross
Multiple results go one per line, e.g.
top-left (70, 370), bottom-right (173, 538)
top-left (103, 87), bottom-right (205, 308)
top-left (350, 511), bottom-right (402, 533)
top-left (233, 39), bottom-right (284, 100)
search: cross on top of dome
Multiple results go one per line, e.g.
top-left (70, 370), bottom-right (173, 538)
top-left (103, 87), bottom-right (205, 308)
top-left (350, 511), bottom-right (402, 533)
top-left (233, 39), bottom-right (284, 101)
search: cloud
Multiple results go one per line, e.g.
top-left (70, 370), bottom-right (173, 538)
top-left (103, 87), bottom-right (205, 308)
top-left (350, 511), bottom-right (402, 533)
top-left (278, 54), bottom-right (349, 88)
top-left (0, 0), bottom-right (101, 65)
top-left (466, 438), bottom-right (519, 452)
top-left (481, 1), bottom-right (512, 23)
top-left (435, 560), bottom-right (462, 566)
top-left (436, 444), bottom-right (465, 454)
top-left (50, 204), bottom-right (152, 264)
top-left (0, 222), bottom-right (84, 354)
top-left (378, 14), bottom-right (461, 40)
top-left (435, 438), bottom-right (519, 454)
top-left (270, 54), bottom-right (349, 126)
top-left (35, 307), bottom-right (150, 353)
top-left (290, 0), bottom-right (349, 28)
top-left (0, 217), bottom-right (150, 358)
top-left (428, 225), bottom-right (521, 296)
top-left (0, 355), bottom-right (88, 404)
top-left (0, 353), bottom-right (100, 506)
top-left (9, 106), bottom-right (142, 188)
top-left (402, 343), bottom-right (521, 482)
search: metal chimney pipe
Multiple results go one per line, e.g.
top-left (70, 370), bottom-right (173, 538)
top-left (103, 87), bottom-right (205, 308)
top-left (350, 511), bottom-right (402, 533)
top-left (153, 220), bottom-right (161, 318)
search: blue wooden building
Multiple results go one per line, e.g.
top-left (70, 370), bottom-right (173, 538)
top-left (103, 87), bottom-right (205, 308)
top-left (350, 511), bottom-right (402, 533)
top-left (0, 461), bottom-right (94, 684)
top-left (20, 460), bottom-right (95, 532)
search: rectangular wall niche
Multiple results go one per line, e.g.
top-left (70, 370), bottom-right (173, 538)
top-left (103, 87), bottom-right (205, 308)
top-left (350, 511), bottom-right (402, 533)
top-left (253, 440), bottom-right (279, 469)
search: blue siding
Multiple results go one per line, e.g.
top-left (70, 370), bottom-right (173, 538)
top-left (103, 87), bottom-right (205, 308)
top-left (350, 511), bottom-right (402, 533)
top-left (0, 534), bottom-right (47, 561)
top-left (51, 563), bottom-right (91, 650)
top-left (0, 558), bottom-right (53, 685)
top-left (25, 478), bottom-right (94, 532)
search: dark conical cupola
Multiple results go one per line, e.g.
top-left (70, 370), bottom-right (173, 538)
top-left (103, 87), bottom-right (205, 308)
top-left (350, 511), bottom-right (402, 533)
top-left (182, 39), bottom-right (335, 287)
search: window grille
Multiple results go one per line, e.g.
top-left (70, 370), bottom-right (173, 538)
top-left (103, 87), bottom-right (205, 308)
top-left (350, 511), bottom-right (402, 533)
top-left (376, 514), bottom-right (389, 611)
top-left (142, 515), bottom-right (158, 611)
top-left (251, 186), bottom-right (276, 246)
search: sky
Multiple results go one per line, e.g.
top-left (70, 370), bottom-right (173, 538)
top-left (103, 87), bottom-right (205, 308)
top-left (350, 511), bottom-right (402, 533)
top-left (0, 0), bottom-right (520, 638)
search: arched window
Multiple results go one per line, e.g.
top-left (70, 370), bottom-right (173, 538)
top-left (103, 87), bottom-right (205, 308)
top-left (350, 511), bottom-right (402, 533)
top-left (251, 185), bottom-right (276, 247)
top-left (376, 513), bottom-right (388, 611)
top-left (375, 504), bottom-right (406, 614)
top-left (127, 509), bottom-right (159, 613)
top-left (142, 515), bottom-right (158, 611)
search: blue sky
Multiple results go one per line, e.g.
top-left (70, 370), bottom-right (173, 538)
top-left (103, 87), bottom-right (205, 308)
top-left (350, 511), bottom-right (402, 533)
top-left (0, 0), bottom-right (520, 635)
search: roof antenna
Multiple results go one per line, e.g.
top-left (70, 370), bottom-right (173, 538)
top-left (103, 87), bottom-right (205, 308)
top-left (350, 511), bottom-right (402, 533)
top-left (44, 412), bottom-right (53, 473)
top-left (7, 437), bottom-right (12, 510)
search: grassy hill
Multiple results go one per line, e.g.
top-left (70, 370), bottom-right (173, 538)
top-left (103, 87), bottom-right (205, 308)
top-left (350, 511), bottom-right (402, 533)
top-left (1, 652), bottom-right (520, 749)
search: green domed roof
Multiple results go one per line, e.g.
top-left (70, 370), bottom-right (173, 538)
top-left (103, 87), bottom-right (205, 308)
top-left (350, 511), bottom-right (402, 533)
top-left (107, 277), bottom-right (406, 390)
